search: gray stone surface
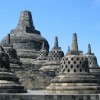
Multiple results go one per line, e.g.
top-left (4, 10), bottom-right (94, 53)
top-left (85, 44), bottom-right (100, 80)
top-left (0, 45), bottom-right (27, 93)
top-left (85, 44), bottom-right (98, 68)
top-left (2, 34), bottom-right (23, 71)
top-left (1, 11), bottom-right (49, 59)
top-left (0, 91), bottom-right (99, 100)
top-left (46, 33), bottom-right (100, 94)
top-left (40, 37), bottom-right (64, 76)
top-left (0, 10), bottom-right (100, 99)
top-left (13, 58), bottom-right (52, 90)
top-left (36, 42), bottom-right (48, 60)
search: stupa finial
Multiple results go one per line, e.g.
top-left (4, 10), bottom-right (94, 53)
top-left (54, 36), bottom-right (58, 48)
top-left (17, 11), bottom-right (35, 32)
top-left (68, 46), bottom-right (70, 52)
top-left (7, 34), bottom-right (10, 44)
top-left (88, 44), bottom-right (91, 54)
top-left (71, 33), bottom-right (78, 51)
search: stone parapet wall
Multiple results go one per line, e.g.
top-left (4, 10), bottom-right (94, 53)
top-left (0, 94), bottom-right (99, 100)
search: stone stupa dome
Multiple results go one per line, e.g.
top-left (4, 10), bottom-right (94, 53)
top-left (0, 45), bottom-right (27, 93)
top-left (40, 36), bottom-right (64, 76)
top-left (37, 42), bottom-right (48, 60)
top-left (46, 33), bottom-right (100, 94)
top-left (1, 10), bottom-right (49, 58)
top-left (85, 44), bottom-right (98, 68)
top-left (85, 44), bottom-right (100, 80)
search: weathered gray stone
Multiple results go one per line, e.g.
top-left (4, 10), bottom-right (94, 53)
top-left (40, 36), bottom-right (64, 77)
top-left (85, 44), bottom-right (100, 80)
top-left (86, 44), bottom-right (98, 68)
top-left (37, 42), bottom-right (48, 60)
top-left (0, 45), bottom-right (27, 93)
top-left (0, 93), bottom-right (99, 100)
top-left (2, 34), bottom-right (23, 71)
top-left (1, 11), bottom-right (49, 59)
top-left (46, 33), bottom-right (100, 94)
top-left (13, 58), bottom-right (52, 90)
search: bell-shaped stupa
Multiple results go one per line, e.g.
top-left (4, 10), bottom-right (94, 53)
top-left (85, 44), bottom-right (100, 79)
top-left (66, 46), bottom-right (70, 55)
top-left (46, 33), bottom-right (100, 94)
top-left (1, 11), bottom-right (49, 59)
top-left (0, 45), bottom-right (27, 93)
top-left (35, 42), bottom-right (49, 67)
top-left (85, 44), bottom-right (98, 68)
top-left (2, 34), bottom-right (23, 71)
top-left (40, 36), bottom-right (64, 76)
top-left (36, 42), bottom-right (48, 60)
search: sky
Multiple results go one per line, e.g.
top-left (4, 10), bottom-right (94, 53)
top-left (0, 0), bottom-right (100, 65)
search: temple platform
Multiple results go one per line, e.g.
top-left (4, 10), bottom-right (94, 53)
top-left (0, 90), bottom-right (99, 100)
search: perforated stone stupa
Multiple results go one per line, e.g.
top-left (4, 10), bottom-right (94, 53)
top-left (0, 45), bottom-right (27, 93)
top-left (36, 42), bottom-right (48, 60)
top-left (40, 37), bottom-right (64, 76)
top-left (2, 34), bottom-right (23, 71)
top-left (1, 11), bottom-right (49, 59)
top-left (46, 33), bottom-right (100, 94)
top-left (34, 42), bottom-right (49, 67)
top-left (85, 44), bottom-right (100, 79)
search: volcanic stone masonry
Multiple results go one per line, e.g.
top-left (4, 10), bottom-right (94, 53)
top-left (0, 45), bottom-right (27, 93)
top-left (0, 10), bottom-right (100, 100)
top-left (40, 36), bottom-right (64, 77)
top-left (85, 44), bottom-right (100, 80)
top-left (2, 34), bottom-right (23, 71)
top-left (46, 33), bottom-right (100, 94)
top-left (36, 42), bottom-right (48, 60)
top-left (0, 10), bottom-right (51, 90)
top-left (36, 42), bottom-right (48, 66)
top-left (1, 10), bottom-right (49, 59)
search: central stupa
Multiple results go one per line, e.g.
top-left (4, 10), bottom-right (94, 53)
top-left (1, 11), bottom-right (49, 59)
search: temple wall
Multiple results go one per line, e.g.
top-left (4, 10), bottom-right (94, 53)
top-left (0, 94), bottom-right (99, 100)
